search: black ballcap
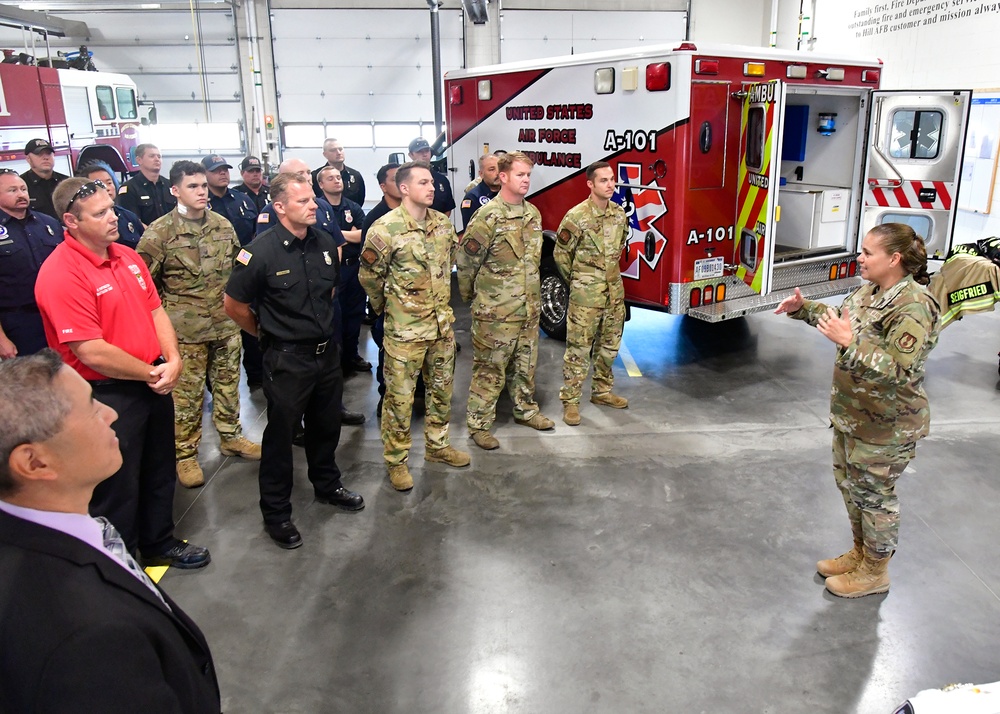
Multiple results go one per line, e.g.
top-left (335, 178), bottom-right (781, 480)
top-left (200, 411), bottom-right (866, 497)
top-left (25, 138), bottom-right (54, 155)
top-left (408, 137), bottom-right (431, 154)
top-left (240, 156), bottom-right (262, 171)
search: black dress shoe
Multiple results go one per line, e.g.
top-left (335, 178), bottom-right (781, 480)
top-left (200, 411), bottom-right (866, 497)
top-left (315, 487), bottom-right (365, 511)
top-left (265, 521), bottom-right (303, 549)
top-left (143, 540), bottom-right (211, 569)
top-left (292, 422), bottom-right (306, 446)
top-left (348, 356), bottom-right (372, 371)
top-left (340, 408), bottom-right (366, 426)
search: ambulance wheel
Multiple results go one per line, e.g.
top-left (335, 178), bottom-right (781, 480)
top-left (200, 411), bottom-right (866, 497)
top-left (540, 256), bottom-right (568, 341)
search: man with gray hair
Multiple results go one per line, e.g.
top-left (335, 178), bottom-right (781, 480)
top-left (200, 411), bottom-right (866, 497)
top-left (0, 351), bottom-right (221, 711)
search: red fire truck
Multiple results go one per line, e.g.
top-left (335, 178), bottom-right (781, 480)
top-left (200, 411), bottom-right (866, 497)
top-left (0, 59), bottom-right (144, 178)
top-left (445, 42), bottom-right (970, 337)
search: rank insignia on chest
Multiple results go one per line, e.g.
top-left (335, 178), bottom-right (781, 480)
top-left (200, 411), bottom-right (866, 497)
top-left (236, 248), bottom-right (253, 265)
top-left (323, 250), bottom-right (332, 265)
top-left (127, 263), bottom-right (147, 290)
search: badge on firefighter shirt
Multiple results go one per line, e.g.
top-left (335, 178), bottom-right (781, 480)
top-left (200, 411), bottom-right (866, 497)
top-left (323, 250), bottom-right (332, 265)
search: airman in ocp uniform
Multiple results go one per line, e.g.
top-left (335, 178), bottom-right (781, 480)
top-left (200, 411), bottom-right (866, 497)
top-left (359, 161), bottom-right (470, 492)
top-left (555, 161), bottom-right (631, 426)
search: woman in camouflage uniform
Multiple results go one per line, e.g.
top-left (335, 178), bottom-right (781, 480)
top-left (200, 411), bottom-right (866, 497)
top-left (775, 223), bottom-right (940, 598)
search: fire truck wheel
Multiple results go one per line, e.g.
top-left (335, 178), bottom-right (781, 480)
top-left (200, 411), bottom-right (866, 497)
top-left (539, 256), bottom-right (568, 341)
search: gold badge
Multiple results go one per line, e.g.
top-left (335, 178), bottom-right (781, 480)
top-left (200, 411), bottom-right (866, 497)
top-left (323, 250), bottom-right (332, 265)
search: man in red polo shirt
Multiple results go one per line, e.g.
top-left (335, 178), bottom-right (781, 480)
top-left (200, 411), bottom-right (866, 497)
top-left (34, 177), bottom-right (210, 569)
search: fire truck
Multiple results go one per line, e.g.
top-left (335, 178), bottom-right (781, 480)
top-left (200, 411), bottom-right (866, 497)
top-left (444, 42), bottom-right (970, 337)
top-left (0, 58), bottom-right (145, 178)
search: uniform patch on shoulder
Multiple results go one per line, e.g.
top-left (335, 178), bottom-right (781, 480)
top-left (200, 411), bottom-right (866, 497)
top-left (118, 185), bottom-right (128, 194)
top-left (236, 248), bottom-right (253, 265)
top-left (895, 332), bottom-right (918, 353)
top-left (464, 238), bottom-right (482, 255)
top-left (368, 234), bottom-right (387, 252)
top-left (558, 229), bottom-right (572, 244)
top-left (361, 248), bottom-right (379, 266)
top-left (461, 199), bottom-right (472, 208)
top-left (257, 212), bottom-right (269, 223)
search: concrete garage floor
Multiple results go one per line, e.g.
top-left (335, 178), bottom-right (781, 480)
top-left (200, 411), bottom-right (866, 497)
top-left (164, 290), bottom-right (1000, 714)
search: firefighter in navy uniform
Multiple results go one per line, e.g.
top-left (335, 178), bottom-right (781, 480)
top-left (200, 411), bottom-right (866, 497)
top-left (408, 137), bottom-right (456, 216)
top-left (117, 143), bottom-right (176, 227)
top-left (76, 162), bottom-right (145, 249)
top-left (0, 169), bottom-right (62, 358)
top-left (233, 156), bottom-right (269, 212)
top-left (20, 139), bottom-right (69, 220)
top-left (460, 154), bottom-right (501, 230)
top-left (310, 139), bottom-right (366, 207)
top-left (202, 155), bottom-right (258, 246)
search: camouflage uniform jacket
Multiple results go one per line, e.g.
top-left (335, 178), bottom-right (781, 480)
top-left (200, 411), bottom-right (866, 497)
top-left (554, 198), bottom-right (629, 307)
top-left (137, 208), bottom-right (241, 343)
top-left (358, 205), bottom-right (455, 342)
top-left (457, 197), bottom-right (543, 322)
top-left (791, 274), bottom-right (940, 444)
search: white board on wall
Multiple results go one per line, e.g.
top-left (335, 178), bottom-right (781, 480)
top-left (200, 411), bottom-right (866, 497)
top-left (959, 95), bottom-right (1000, 214)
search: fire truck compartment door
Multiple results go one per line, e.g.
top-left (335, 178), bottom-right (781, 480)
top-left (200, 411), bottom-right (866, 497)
top-left (862, 90), bottom-right (971, 259)
top-left (735, 79), bottom-right (785, 295)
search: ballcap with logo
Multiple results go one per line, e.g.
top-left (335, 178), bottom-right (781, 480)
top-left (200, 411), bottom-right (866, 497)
top-left (408, 137), bottom-right (431, 154)
top-left (240, 156), bottom-right (262, 172)
top-left (201, 155), bottom-right (232, 171)
top-left (25, 138), bottom-right (54, 155)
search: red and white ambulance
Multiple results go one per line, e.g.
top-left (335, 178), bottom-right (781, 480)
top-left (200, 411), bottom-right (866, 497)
top-left (445, 42), bottom-right (970, 337)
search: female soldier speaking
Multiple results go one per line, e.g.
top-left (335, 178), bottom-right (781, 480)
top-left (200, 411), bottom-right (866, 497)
top-left (775, 223), bottom-right (940, 598)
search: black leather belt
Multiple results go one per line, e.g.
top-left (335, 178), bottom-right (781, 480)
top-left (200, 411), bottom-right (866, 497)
top-left (88, 378), bottom-right (131, 387)
top-left (268, 338), bottom-right (332, 355)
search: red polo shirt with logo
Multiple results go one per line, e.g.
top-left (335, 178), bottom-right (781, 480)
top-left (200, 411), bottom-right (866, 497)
top-left (35, 231), bottom-right (162, 381)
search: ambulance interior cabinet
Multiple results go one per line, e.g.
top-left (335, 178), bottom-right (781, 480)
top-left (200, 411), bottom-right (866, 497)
top-left (776, 185), bottom-right (849, 251)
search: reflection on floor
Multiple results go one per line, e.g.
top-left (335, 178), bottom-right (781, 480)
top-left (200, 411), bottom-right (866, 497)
top-left (165, 296), bottom-right (1000, 714)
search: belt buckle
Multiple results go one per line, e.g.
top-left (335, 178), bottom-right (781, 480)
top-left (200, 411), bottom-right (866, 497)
top-left (315, 340), bottom-right (328, 355)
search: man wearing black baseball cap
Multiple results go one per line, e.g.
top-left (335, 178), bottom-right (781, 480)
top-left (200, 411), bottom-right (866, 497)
top-left (233, 156), bottom-right (268, 212)
top-left (21, 139), bottom-right (69, 220)
top-left (407, 136), bottom-right (455, 216)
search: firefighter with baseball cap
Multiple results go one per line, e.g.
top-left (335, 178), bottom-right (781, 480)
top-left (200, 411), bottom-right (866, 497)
top-left (202, 155), bottom-right (258, 247)
top-left (233, 156), bottom-right (269, 212)
top-left (20, 138), bottom-right (69, 220)
top-left (407, 137), bottom-right (456, 216)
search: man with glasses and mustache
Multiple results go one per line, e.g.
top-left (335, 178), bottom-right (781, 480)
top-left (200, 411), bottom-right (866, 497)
top-left (33, 177), bottom-right (211, 570)
top-left (0, 168), bottom-right (63, 359)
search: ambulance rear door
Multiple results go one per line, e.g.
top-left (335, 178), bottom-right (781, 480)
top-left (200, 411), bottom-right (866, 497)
top-left (734, 79), bottom-right (785, 295)
top-left (861, 90), bottom-right (971, 259)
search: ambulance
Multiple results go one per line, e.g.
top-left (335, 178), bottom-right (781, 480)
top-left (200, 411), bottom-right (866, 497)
top-left (444, 42), bottom-right (970, 337)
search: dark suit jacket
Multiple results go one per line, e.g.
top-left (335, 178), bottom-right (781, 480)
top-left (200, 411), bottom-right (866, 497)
top-left (0, 510), bottom-right (221, 713)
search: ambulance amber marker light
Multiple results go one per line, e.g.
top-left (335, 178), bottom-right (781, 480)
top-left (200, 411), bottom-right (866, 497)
top-left (695, 59), bottom-right (719, 75)
top-left (716, 283), bottom-right (726, 303)
top-left (744, 62), bottom-right (766, 77)
top-left (450, 86), bottom-right (463, 105)
top-left (828, 265), bottom-right (839, 280)
top-left (646, 63), bottom-right (671, 92)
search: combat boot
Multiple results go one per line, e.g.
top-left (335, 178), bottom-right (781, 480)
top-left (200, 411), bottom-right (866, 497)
top-left (514, 413), bottom-right (555, 430)
top-left (425, 446), bottom-right (471, 467)
top-left (824, 551), bottom-right (891, 598)
top-left (220, 435), bottom-right (262, 460)
top-left (591, 392), bottom-right (628, 409)
top-left (471, 430), bottom-right (500, 450)
top-left (388, 464), bottom-right (413, 492)
top-left (177, 458), bottom-right (205, 489)
top-left (562, 403), bottom-right (581, 426)
top-left (817, 540), bottom-right (863, 578)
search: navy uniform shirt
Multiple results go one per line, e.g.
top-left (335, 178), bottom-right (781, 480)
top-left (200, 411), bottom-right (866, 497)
top-left (233, 182), bottom-right (269, 213)
top-left (0, 206), bottom-right (62, 350)
top-left (430, 169), bottom-right (456, 215)
top-left (311, 164), bottom-right (366, 207)
top-left (209, 188), bottom-right (258, 246)
top-left (114, 206), bottom-right (145, 249)
top-left (460, 181), bottom-right (499, 229)
top-left (117, 173), bottom-right (176, 226)
top-left (20, 169), bottom-right (69, 220)
top-left (255, 195), bottom-right (346, 249)
top-left (326, 197), bottom-right (365, 260)
top-left (225, 222), bottom-right (341, 343)
top-left (361, 198), bottom-right (394, 242)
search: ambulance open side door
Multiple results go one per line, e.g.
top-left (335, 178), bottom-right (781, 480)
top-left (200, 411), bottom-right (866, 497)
top-left (734, 79), bottom-right (786, 295)
top-left (861, 90), bottom-right (971, 259)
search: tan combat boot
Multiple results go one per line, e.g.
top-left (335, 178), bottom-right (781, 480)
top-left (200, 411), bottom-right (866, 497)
top-left (817, 540), bottom-right (863, 578)
top-left (220, 435), bottom-right (262, 460)
top-left (388, 464), bottom-right (413, 492)
top-left (824, 552), bottom-right (890, 598)
top-left (562, 403), bottom-right (581, 426)
top-left (591, 392), bottom-right (628, 409)
top-left (177, 458), bottom-right (205, 488)
top-left (471, 430), bottom-right (500, 450)
top-left (514, 413), bottom-right (555, 430)
top-left (425, 446), bottom-right (471, 467)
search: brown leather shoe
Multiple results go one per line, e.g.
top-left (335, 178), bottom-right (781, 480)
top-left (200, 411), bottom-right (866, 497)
top-left (425, 446), bottom-right (471, 467)
top-left (176, 458), bottom-right (204, 488)
top-left (591, 392), bottom-right (628, 409)
top-left (470, 430), bottom-right (500, 450)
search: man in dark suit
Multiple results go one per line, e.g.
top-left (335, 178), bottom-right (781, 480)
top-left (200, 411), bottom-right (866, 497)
top-left (0, 350), bottom-right (221, 713)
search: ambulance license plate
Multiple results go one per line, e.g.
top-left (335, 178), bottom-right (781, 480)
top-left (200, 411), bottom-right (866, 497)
top-left (694, 256), bottom-right (724, 280)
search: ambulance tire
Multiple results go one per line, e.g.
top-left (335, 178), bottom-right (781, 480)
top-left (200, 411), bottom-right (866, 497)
top-left (539, 256), bottom-right (568, 341)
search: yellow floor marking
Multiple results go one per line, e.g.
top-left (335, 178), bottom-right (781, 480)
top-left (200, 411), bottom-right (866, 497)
top-left (145, 565), bottom-right (168, 583)
top-left (618, 339), bottom-right (642, 378)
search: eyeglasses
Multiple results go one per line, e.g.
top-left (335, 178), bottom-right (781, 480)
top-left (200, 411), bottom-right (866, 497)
top-left (0, 168), bottom-right (19, 176)
top-left (66, 180), bottom-right (106, 212)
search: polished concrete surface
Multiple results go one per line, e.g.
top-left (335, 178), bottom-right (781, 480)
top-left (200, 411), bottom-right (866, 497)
top-left (165, 293), bottom-right (1000, 714)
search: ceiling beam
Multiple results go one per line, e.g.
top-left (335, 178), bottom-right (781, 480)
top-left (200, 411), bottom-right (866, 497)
top-left (0, 2), bottom-right (89, 36)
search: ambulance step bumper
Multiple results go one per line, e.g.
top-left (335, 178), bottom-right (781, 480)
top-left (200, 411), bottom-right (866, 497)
top-left (686, 277), bottom-right (865, 323)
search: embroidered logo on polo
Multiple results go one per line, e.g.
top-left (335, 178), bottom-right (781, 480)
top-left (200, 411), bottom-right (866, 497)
top-left (96, 283), bottom-right (113, 296)
top-left (127, 263), bottom-right (147, 290)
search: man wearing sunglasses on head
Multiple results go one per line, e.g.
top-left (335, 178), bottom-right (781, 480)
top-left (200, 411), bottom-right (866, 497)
top-left (34, 177), bottom-right (211, 571)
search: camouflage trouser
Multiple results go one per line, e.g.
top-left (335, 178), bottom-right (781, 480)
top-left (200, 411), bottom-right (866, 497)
top-left (174, 335), bottom-right (243, 460)
top-left (382, 334), bottom-right (455, 466)
top-left (559, 299), bottom-right (625, 404)
top-left (467, 317), bottom-right (540, 431)
top-left (832, 430), bottom-right (914, 556)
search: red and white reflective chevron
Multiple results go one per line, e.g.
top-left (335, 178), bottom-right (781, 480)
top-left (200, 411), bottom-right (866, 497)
top-left (865, 180), bottom-right (953, 210)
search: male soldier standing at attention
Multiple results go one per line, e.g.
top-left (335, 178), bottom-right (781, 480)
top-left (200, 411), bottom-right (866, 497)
top-left (312, 138), bottom-right (366, 207)
top-left (137, 160), bottom-right (260, 489)
top-left (457, 152), bottom-right (554, 450)
top-left (359, 162), bottom-right (470, 491)
top-left (118, 144), bottom-right (176, 228)
top-left (556, 161), bottom-right (630, 426)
